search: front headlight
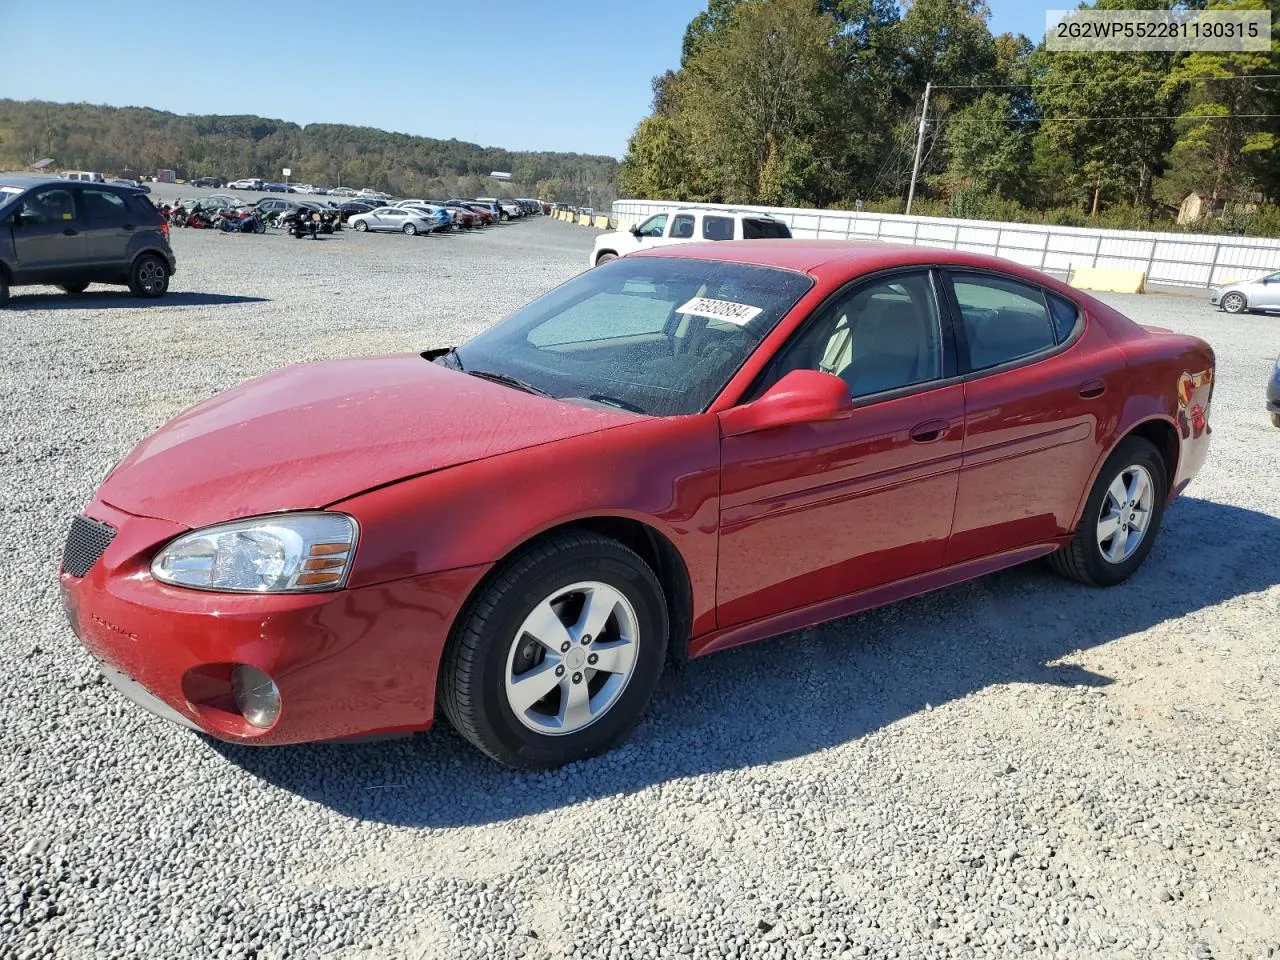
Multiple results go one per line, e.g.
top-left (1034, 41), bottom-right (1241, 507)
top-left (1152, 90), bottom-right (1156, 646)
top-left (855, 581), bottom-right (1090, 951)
top-left (151, 512), bottom-right (358, 593)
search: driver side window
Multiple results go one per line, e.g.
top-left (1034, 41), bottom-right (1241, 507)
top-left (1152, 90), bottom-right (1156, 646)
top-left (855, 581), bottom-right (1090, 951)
top-left (21, 187), bottom-right (78, 225)
top-left (766, 271), bottom-right (943, 400)
top-left (636, 214), bottom-right (667, 238)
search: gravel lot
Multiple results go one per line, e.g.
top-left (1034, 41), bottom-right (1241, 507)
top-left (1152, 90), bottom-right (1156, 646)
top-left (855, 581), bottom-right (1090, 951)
top-left (2, 220), bottom-right (1279, 960)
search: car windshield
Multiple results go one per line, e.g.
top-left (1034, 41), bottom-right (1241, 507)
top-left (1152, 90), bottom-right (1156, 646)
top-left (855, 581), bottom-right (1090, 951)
top-left (452, 257), bottom-right (813, 416)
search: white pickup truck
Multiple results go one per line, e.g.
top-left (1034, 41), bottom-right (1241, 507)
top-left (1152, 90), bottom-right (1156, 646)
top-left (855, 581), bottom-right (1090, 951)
top-left (590, 208), bottom-right (792, 267)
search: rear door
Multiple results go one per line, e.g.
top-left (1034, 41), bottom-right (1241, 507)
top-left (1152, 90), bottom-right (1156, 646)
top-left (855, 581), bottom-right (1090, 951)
top-left (76, 187), bottom-right (135, 268)
top-left (941, 271), bottom-right (1126, 564)
top-left (9, 185), bottom-right (85, 280)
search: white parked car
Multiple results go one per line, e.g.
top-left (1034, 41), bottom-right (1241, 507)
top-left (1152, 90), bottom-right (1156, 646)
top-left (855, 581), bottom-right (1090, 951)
top-left (329, 186), bottom-right (357, 197)
top-left (1210, 270), bottom-right (1280, 314)
top-left (226, 178), bottom-right (263, 191)
top-left (590, 208), bottom-right (792, 267)
top-left (476, 197), bottom-right (521, 220)
top-left (347, 206), bottom-right (436, 235)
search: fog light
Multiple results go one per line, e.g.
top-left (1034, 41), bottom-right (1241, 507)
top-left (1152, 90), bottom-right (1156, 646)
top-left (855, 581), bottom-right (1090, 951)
top-left (231, 665), bottom-right (281, 729)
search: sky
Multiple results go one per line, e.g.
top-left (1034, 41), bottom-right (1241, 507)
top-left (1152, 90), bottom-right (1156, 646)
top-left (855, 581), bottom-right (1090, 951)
top-left (0, 0), bottom-right (1049, 160)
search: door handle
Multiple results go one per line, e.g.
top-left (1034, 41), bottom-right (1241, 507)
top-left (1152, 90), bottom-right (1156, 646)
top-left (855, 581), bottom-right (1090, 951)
top-left (909, 419), bottom-right (950, 443)
top-left (63, 228), bottom-right (78, 236)
top-left (1078, 379), bottom-right (1106, 399)
top-left (122, 224), bottom-right (135, 231)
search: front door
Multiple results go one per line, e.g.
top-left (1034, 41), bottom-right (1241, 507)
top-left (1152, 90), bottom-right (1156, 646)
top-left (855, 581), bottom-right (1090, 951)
top-left (9, 186), bottom-right (85, 281)
top-left (717, 270), bottom-right (964, 627)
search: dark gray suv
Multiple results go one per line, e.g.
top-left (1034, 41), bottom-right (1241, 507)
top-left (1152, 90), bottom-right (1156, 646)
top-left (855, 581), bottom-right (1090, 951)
top-left (0, 176), bottom-right (176, 304)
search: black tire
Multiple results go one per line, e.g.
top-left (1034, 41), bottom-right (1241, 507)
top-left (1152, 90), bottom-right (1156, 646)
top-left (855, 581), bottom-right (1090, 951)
top-left (595, 252), bottom-right (618, 266)
top-left (1047, 435), bottom-right (1168, 587)
top-left (59, 282), bottom-right (89, 295)
top-left (1271, 412), bottom-right (1280, 429)
top-left (440, 531), bottom-right (668, 769)
top-left (354, 220), bottom-right (368, 232)
top-left (500, 211), bottom-right (509, 221)
top-left (0, 270), bottom-right (9, 306)
top-left (1220, 292), bottom-right (1247, 314)
top-left (127, 254), bottom-right (169, 298)
top-left (254, 220), bottom-right (266, 234)
top-left (403, 223), bottom-right (417, 236)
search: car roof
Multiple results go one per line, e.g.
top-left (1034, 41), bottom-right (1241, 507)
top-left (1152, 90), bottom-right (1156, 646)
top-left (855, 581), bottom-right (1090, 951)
top-left (630, 239), bottom-right (1051, 278)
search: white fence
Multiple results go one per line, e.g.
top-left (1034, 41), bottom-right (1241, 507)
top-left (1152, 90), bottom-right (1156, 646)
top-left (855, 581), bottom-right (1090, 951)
top-left (611, 199), bottom-right (1280, 289)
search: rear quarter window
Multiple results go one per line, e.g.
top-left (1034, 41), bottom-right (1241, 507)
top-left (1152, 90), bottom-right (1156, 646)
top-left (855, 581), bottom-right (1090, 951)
top-left (742, 218), bottom-right (792, 239)
top-left (129, 194), bottom-right (162, 221)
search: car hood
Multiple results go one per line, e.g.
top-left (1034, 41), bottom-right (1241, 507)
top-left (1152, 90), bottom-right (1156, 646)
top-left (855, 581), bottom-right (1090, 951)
top-left (99, 354), bottom-right (634, 528)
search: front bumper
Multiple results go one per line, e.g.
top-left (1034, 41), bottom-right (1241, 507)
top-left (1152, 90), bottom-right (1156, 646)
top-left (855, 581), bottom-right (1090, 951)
top-left (1208, 289), bottom-right (1222, 305)
top-left (60, 499), bottom-right (490, 745)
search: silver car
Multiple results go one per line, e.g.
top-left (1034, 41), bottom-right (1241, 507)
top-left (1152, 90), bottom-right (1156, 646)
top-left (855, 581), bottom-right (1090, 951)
top-left (347, 206), bottom-right (435, 236)
top-left (1209, 270), bottom-right (1280, 314)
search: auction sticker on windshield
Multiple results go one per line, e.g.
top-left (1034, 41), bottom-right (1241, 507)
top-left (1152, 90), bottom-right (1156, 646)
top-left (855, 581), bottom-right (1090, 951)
top-left (675, 297), bottom-right (763, 325)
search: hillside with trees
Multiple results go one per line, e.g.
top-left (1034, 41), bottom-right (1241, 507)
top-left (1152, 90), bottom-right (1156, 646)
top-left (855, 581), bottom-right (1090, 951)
top-left (620, 0), bottom-right (1280, 236)
top-left (0, 100), bottom-right (619, 205)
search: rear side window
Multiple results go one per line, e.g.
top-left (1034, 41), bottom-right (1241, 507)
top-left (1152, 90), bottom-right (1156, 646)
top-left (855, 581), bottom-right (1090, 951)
top-left (742, 218), bottom-right (791, 239)
top-left (670, 214), bottom-right (696, 239)
top-left (702, 215), bottom-right (734, 240)
top-left (1047, 293), bottom-right (1080, 343)
top-left (950, 274), bottom-right (1056, 371)
top-left (129, 194), bottom-right (160, 220)
top-left (81, 189), bottom-right (128, 220)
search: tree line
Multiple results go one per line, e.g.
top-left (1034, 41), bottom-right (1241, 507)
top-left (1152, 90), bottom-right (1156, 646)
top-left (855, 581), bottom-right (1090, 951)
top-left (619, 0), bottom-right (1280, 236)
top-left (0, 100), bottom-right (619, 206)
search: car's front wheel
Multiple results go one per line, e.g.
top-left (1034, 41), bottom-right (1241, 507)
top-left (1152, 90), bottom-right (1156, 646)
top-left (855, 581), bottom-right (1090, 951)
top-left (1221, 292), bottom-right (1247, 313)
top-left (403, 223), bottom-right (418, 236)
top-left (1048, 435), bottom-right (1167, 587)
top-left (0, 270), bottom-right (9, 306)
top-left (127, 254), bottom-right (170, 298)
top-left (440, 531), bottom-right (668, 769)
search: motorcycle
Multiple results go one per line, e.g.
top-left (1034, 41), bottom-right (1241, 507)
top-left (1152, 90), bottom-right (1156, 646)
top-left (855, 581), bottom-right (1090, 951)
top-left (285, 209), bottom-right (321, 239)
top-left (214, 208), bottom-right (266, 234)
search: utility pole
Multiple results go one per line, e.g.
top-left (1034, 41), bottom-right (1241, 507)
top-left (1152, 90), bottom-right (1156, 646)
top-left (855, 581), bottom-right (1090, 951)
top-left (906, 81), bottom-right (931, 216)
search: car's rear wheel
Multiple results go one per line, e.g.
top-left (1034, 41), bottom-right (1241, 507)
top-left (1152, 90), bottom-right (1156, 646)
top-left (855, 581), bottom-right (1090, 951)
top-left (0, 270), bottom-right (9, 306)
top-left (127, 254), bottom-right (169, 298)
top-left (403, 223), bottom-right (417, 236)
top-left (440, 531), bottom-right (668, 769)
top-left (354, 220), bottom-right (368, 232)
top-left (1048, 436), bottom-right (1167, 587)
top-left (1221, 292), bottom-right (1247, 314)
top-left (1271, 412), bottom-right (1280, 429)
top-left (595, 252), bottom-right (618, 266)
top-left (59, 282), bottom-right (89, 295)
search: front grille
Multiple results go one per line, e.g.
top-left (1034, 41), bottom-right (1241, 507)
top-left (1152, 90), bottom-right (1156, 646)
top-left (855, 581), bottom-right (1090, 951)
top-left (62, 515), bottom-right (117, 578)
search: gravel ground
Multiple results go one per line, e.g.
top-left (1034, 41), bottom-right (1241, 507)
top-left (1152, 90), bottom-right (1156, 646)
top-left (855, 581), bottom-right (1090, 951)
top-left (2, 221), bottom-right (1279, 960)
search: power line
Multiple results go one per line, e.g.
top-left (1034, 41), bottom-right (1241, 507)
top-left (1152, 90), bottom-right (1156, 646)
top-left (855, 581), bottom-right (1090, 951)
top-left (935, 113), bottom-right (1280, 123)
top-left (931, 74), bottom-right (1280, 91)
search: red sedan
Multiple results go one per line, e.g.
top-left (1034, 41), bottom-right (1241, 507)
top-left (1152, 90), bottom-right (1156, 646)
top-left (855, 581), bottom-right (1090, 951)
top-left (60, 242), bottom-right (1214, 768)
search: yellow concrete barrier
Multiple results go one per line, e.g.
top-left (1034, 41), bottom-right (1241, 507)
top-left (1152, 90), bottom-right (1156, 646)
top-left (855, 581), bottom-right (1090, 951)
top-left (578, 213), bottom-right (591, 226)
top-left (1070, 267), bottom-right (1146, 294)
top-left (593, 215), bottom-right (610, 229)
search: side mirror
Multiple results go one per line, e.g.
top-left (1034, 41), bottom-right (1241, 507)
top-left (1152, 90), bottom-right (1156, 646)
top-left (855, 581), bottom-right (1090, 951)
top-left (719, 369), bottom-right (853, 438)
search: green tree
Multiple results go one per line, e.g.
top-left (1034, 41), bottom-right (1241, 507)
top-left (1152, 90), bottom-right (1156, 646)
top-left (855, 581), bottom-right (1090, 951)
top-left (1161, 0), bottom-right (1280, 203)
top-left (940, 93), bottom-right (1031, 198)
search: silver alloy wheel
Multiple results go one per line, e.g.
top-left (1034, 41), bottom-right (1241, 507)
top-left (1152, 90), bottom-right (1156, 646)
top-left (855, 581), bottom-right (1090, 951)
top-left (1221, 292), bottom-right (1246, 313)
top-left (504, 581), bottom-right (640, 736)
top-left (1097, 464), bottom-right (1155, 564)
top-left (137, 258), bottom-right (166, 294)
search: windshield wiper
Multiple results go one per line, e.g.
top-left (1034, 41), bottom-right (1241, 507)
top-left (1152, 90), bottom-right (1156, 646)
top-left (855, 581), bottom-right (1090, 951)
top-left (586, 394), bottom-right (647, 414)
top-left (466, 369), bottom-right (551, 398)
